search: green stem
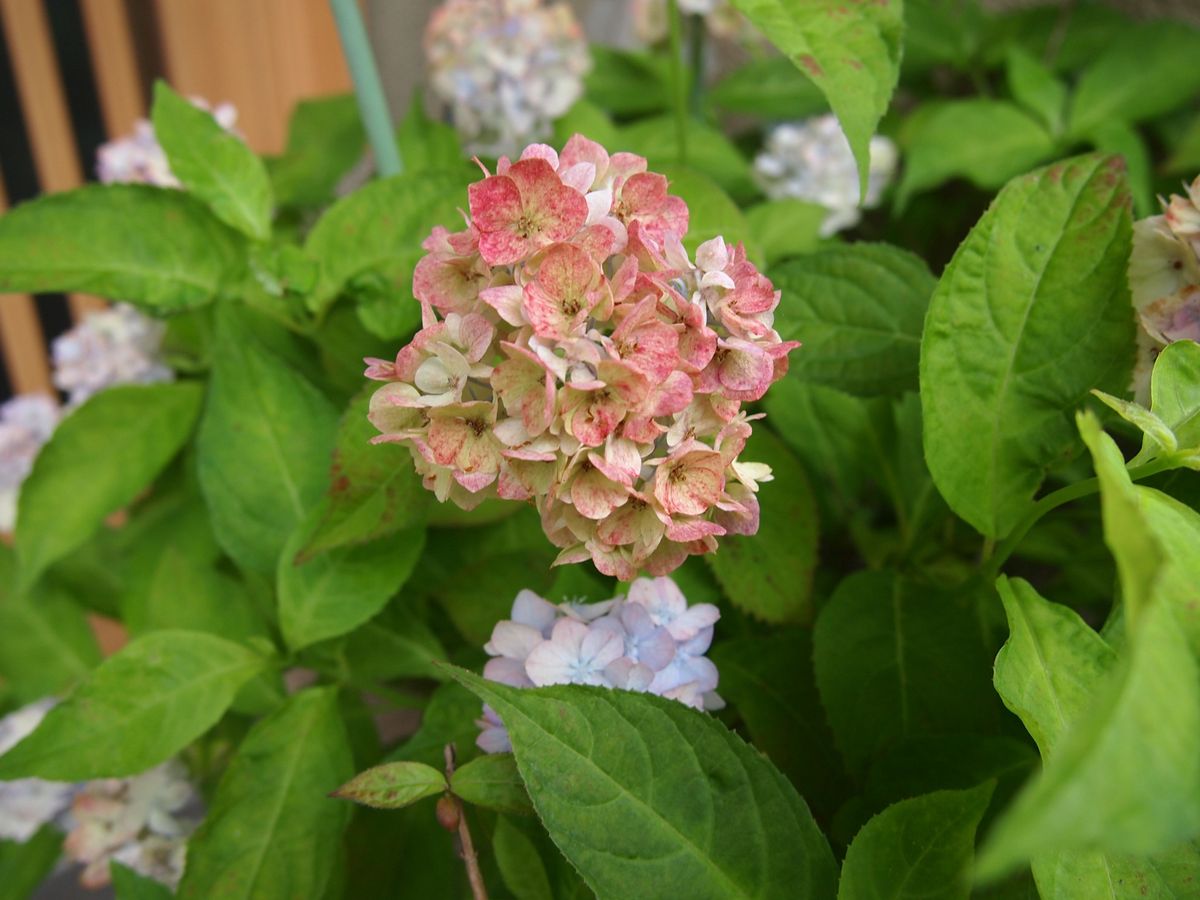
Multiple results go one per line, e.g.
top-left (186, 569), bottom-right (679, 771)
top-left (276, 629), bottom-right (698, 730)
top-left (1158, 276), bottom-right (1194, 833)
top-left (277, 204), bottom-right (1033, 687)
top-left (983, 457), bottom-right (1176, 582)
top-left (330, 0), bottom-right (403, 177)
top-left (686, 14), bottom-right (706, 117)
top-left (667, 0), bottom-right (689, 165)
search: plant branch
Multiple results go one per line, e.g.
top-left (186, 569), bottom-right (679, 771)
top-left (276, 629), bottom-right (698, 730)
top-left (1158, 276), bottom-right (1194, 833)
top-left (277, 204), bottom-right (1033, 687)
top-left (444, 744), bottom-right (488, 900)
top-left (983, 456), bottom-right (1176, 581)
top-left (667, 0), bottom-right (689, 165)
top-left (330, 0), bottom-right (403, 177)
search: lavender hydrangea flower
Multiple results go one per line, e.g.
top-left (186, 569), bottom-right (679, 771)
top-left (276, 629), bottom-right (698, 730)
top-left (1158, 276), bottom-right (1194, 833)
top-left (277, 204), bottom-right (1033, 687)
top-left (754, 115), bottom-right (898, 237)
top-left (0, 700), bottom-right (74, 843)
top-left (0, 395), bottom-right (60, 532)
top-left (52, 303), bottom-right (172, 408)
top-left (424, 0), bottom-right (591, 158)
top-left (476, 576), bottom-right (724, 752)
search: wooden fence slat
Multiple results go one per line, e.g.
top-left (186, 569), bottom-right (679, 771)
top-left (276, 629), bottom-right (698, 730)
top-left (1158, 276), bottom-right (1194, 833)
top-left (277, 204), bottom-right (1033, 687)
top-left (0, 168), bottom-right (53, 397)
top-left (0, 0), bottom-right (106, 321)
top-left (80, 0), bottom-right (145, 137)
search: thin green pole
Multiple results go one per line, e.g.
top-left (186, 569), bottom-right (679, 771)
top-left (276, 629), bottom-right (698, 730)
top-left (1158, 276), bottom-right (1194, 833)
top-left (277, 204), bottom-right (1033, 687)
top-left (330, 0), bottom-right (403, 177)
top-left (667, 0), bottom-right (688, 166)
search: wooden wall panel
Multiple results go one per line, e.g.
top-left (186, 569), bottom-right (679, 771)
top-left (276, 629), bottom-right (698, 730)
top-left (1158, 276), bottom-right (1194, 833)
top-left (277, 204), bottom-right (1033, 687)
top-left (80, 0), bottom-right (146, 136)
top-left (153, 0), bottom-right (353, 154)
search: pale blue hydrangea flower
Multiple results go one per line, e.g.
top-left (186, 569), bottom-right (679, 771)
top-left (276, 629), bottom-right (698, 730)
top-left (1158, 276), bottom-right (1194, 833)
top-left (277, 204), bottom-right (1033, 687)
top-left (52, 303), bottom-right (173, 408)
top-left (754, 114), bottom-right (898, 237)
top-left (0, 395), bottom-right (60, 532)
top-left (0, 699), bottom-right (74, 842)
top-left (477, 576), bottom-right (724, 753)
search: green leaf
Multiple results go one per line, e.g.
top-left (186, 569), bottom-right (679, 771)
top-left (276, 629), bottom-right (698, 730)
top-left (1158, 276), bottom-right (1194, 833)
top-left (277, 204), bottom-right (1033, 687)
top-left (0, 827), bottom-right (62, 900)
top-left (1087, 120), bottom-right (1154, 218)
top-left (920, 154), bottom-right (1135, 538)
top-left (1078, 412), bottom-right (1162, 627)
top-left (0, 577), bottom-right (100, 701)
top-left (178, 688), bottom-right (353, 900)
top-left (151, 80), bottom-right (273, 240)
top-left (396, 90), bottom-right (466, 173)
top-left (332, 760), bottom-right (447, 809)
top-left (1133, 340), bottom-right (1200, 464)
top-left (897, 100), bottom-right (1055, 207)
top-left (620, 116), bottom-right (756, 201)
top-left (745, 199), bottom-right (825, 267)
top-left (16, 382), bottom-right (203, 591)
top-left (839, 784), bottom-right (995, 900)
top-left (1067, 21), bottom-right (1200, 139)
top-left (814, 571), bottom-right (1001, 773)
top-left (278, 510), bottom-right (425, 652)
top-left (711, 630), bottom-right (849, 821)
top-left (705, 427), bottom-right (818, 623)
top-left (196, 304), bottom-right (339, 575)
top-left (584, 47), bottom-right (671, 116)
top-left (1092, 389), bottom-right (1177, 456)
top-left (387, 682), bottom-right (481, 768)
top-left (993, 577), bottom-right (1116, 758)
top-left (707, 56), bottom-right (828, 119)
top-left (0, 630), bottom-right (264, 780)
top-left (320, 607), bottom-right (448, 683)
top-left (772, 243), bottom-right (934, 396)
top-left (0, 185), bottom-right (240, 311)
top-left (730, 0), bottom-right (902, 192)
top-left (450, 752), bottom-right (533, 816)
top-left (304, 171), bottom-right (468, 316)
top-left (992, 579), bottom-right (1200, 898)
top-left (1166, 113), bottom-right (1200, 176)
top-left (449, 667), bottom-right (839, 900)
top-left (658, 165), bottom-right (756, 261)
top-left (267, 94), bottom-right (365, 209)
top-left (298, 387), bottom-right (428, 559)
top-left (1032, 842), bottom-right (1200, 899)
top-left (553, 98), bottom-right (618, 149)
top-left (977, 597), bottom-right (1200, 879)
top-left (493, 816), bottom-right (555, 900)
top-left (110, 861), bottom-right (174, 900)
top-left (1005, 47), bottom-right (1066, 135)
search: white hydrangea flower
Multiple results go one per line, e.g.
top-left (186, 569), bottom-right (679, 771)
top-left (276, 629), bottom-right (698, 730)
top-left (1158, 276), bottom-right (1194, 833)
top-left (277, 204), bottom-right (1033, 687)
top-left (52, 303), bottom-right (172, 408)
top-left (0, 395), bottom-right (60, 532)
top-left (631, 0), bottom-right (756, 45)
top-left (0, 700), bottom-right (75, 843)
top-left (424, 0), bottom-right (591, 158)
top-left (63, 760), bottom-right (200, 890)
top-left (477, 576), bottom-right (724, 752)
top-left (754, 114), bottom-right (899, 237)
top-left (1129, 174), bottom-right (1200, 403)
top-left (96, 100), bottom-right (238, 187)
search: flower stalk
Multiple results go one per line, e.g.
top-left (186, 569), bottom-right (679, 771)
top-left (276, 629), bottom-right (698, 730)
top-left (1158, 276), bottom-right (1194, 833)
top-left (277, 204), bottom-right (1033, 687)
top-left (330, 0), bottom-right (403, 177)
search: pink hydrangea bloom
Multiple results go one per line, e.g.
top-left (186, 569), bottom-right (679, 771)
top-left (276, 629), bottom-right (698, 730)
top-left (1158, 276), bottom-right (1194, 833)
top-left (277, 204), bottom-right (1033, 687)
top-left (366, 135), bottom-right (799, 578)
top-left (476, 577), bottom-right (724, 752)
top-left (1129, 174), bottom-right (1200, 402)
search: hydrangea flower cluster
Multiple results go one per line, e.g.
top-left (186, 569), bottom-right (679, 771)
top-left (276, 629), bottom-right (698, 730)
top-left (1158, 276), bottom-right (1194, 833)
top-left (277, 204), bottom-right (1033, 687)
top-left (424, 0), bottom-right (591, 158)
top-left (0, 699), bottom-right (74, 843)
top-left (52, 303), bottom-right (172, 408)
top-left (632, 0), bottom-right (756, 45)
top-left (1129, 174), bottom-right (1200, 402)
top-left (754, 115), bottom-right (898, 237)
top-left (0, 700), bottom-right (200, 890)
top-left (96, 99), bottom-right (237, 187)
top-left (64, 760), bottom-right (199, 889)
top-left (365, 135), bottom-right (797, 578)
top-left (0, 394), bottom-right (59, 532)
top-left (477, 577), bottom-right (723, 752)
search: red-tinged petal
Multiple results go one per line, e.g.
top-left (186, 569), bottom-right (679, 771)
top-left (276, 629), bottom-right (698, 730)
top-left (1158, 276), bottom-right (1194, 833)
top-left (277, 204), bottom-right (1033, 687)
top-left (654, 449), bottom-right (726, 517)
top-left (480, 285), bottom-right (527, 326)
top-left (520, 143), bottom-right (559, 167)
top-left (588, 542), bottom-right (639, 581)
top-left (622, 415), bottom-right (665, 443)
top-left (560, 134), bottom-right (609, 176)
top-left (426, 417), bottom-right (470, 466)
top-left (553, 544), bottom-right (593, 567)
top-left (571, 463), bottom-right (631, 519)
top-left (716, 343), bottom-right (775, 400)
top-left (456, 313), bottom-right (496, 361)
top-left (619, 172), bottom-right (668, 213)
top-left (678, 322), bottom-right (718, 372)
top-left (665, 518), bottom-right (726, 542)
top-left (596, 359), bottom-right (649, 405)
top-left (641, 539), bottom-right (689, 576)
top-left (454, 469), bottom-right (498, 493)
top-left (506, 158), bottom-right (588, 246)
top-left (468, 175), bottom-right (521, 232)
top-left (649, 370), bottom-right (694, 417)
top-left (413, 253), bottom-right (490, 314)
top-left (478, 229), bottom-right (532, 266)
